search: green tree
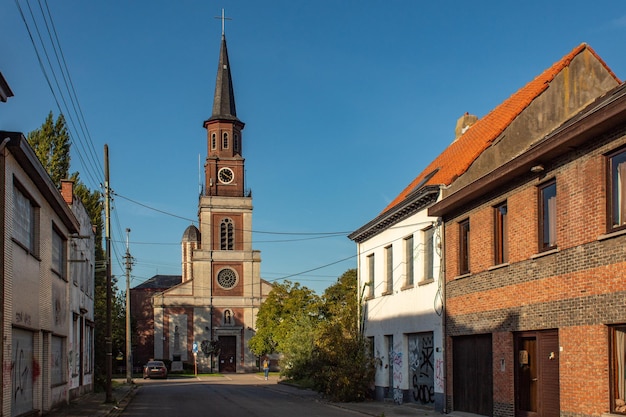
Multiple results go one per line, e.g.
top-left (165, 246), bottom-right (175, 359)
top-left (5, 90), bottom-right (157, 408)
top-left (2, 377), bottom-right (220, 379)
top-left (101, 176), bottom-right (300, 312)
top-left (310, 269), bottom-right (375, 401)
top-left (28, 112), bottom-right (126, 389)
top-left (249, 280), bottom-right (321, 357)
top-left (27, 111), bottom-right (70, 186)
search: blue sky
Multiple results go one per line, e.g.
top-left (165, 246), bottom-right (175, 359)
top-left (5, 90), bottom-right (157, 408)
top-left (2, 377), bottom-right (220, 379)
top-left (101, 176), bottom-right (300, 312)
top-left (2, 1), bottom-right (625, 295)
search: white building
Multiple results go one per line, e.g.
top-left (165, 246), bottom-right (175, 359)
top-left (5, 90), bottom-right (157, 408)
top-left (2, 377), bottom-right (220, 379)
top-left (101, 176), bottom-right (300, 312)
top-left (350, 181), bottom-right (444, 409)
top-left (61, 179), bottom-right (95, 400)
top-left (1, 131), bottom-right (89, 416)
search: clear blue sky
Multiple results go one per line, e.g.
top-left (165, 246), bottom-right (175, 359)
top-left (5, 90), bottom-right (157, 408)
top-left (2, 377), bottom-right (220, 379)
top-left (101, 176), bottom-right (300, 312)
top-left (2, 1), bottom-right (625, 295)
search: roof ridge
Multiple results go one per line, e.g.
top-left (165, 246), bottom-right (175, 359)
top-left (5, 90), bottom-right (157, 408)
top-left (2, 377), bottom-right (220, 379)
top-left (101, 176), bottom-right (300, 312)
top-left (380, 43), bottom-right (616, 215)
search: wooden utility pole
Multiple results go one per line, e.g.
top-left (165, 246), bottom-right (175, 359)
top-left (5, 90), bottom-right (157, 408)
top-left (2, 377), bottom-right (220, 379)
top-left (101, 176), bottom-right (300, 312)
top-left (104, 145), bottom-right (113, 403)
top-left (125, 228), bottom-right (133, 383)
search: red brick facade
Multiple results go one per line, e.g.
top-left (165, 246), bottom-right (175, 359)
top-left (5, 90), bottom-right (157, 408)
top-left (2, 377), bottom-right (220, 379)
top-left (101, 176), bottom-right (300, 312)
top-left (436, 105), bottom-right (626, 416)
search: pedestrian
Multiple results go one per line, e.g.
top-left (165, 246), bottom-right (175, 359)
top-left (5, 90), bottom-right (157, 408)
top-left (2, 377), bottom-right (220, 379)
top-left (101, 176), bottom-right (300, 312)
top-left (262, 357), bottom-right (270, 380)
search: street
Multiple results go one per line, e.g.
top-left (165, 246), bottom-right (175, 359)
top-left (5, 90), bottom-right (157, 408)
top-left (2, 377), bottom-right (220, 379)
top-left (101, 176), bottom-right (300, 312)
top-left (120, 374), bottom-right (370, 417)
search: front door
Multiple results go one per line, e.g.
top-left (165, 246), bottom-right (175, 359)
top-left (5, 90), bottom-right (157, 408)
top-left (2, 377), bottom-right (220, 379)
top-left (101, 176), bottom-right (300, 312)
top-left (218, 336), bottom-right (237, 373)
top-left (515, 330), bottom-right (560, 417)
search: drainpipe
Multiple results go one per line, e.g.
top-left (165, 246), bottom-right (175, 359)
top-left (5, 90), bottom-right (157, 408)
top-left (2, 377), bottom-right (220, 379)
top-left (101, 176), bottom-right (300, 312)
top-left (0, 136), bottom-right (9, 408)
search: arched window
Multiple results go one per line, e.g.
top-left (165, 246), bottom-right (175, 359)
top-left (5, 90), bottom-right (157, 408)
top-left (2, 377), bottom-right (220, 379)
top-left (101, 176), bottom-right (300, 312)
top-left (220, 218), bottom-right (234, 250)
top-left (222, 132), bottom-right (229, 149)
top-left (234, 133), bottom-right (239, 152)
top-left (211, 133), bottom-right (217, 150)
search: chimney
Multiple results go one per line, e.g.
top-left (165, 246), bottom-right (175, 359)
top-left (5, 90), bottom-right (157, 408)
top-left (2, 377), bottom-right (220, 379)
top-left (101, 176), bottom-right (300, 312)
top-left (61, 179), bottom-right (74, 205)
top-left (455, 112), bottom-right (478, 140)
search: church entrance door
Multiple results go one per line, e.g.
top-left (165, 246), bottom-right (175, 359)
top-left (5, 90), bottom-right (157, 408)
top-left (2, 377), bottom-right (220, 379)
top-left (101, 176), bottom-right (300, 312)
top-left (218, 336), bottom-right (237, 373)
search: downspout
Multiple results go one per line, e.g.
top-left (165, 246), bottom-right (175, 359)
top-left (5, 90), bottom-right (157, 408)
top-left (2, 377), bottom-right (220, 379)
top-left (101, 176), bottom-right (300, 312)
top-left (0, 136), bottom-right (9, 408)
top-left (438, 217), bottom-right (448, 414)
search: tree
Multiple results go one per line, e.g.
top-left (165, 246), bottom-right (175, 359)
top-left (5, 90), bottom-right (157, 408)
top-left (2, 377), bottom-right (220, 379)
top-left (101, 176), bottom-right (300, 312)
top-left (27, 112), bottom-right (126, 389)
top-left (27, 112), bottom-right (70, 186)
top-left (250, 270), bottom-right (375, 401)
top-left (310, 269), bottom-right (375, 401)
top-left (249, 280), bottom-right (321, 358)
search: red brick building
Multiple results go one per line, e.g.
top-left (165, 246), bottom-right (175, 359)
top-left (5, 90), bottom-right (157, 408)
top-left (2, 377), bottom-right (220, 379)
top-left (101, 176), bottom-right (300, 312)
top-left (429, 45), bottom-right (626, 417)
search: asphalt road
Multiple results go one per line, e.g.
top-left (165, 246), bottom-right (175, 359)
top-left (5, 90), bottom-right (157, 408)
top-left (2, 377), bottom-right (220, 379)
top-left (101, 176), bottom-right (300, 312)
top-left (120, 374), bottom-right (369, 417)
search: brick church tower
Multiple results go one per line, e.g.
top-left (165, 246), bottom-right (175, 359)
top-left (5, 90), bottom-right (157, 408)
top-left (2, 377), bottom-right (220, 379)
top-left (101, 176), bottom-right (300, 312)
top-left (152, 26), bottom-right (270, 373)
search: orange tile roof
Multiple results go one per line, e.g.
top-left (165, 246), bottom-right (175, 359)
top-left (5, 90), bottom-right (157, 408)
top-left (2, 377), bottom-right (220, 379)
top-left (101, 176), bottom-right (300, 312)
top-left (381, 43), bottom-right (620, 214)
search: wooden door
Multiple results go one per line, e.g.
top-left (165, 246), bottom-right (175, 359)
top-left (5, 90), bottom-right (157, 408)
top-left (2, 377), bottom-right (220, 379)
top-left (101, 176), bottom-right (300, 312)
top-left (218, 336), bottom-right (237, 373)
top-left (515, 330), bottom-right (560, 417)
top-left (453, 334), bottom-right (493, 416)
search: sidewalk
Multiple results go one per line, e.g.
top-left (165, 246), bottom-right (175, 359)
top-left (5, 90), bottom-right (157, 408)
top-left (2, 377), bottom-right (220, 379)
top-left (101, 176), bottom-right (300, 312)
top-left (45, 379), bottom-right (136, 417)
top-left (269, 379), bottom-right (441, 417)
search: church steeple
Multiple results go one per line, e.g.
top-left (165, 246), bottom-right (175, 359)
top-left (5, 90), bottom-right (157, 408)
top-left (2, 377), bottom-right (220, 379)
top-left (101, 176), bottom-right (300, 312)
top-left (204, 34), bottom-right (240, 124)
top-left (203, 23), bottom-right (246, 198)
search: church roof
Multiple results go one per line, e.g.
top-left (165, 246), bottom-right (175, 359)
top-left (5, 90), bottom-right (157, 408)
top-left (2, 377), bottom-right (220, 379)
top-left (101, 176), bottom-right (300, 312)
top-left (133, 274), bottom-right (182, 290)
top-left (380, 43), bottom-right (619, 215)
top-left (205, 34), bottom-right (240, 124)
top-left (182, 224), bottom-right (200, 242)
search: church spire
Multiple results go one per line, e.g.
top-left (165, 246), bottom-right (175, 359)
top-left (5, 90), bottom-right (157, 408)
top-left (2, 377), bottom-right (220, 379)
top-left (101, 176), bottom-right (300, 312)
top-left (204, 33), bottom-right (240, 125)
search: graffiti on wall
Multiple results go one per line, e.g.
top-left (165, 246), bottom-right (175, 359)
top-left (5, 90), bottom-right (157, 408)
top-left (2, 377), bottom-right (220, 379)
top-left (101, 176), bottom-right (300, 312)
top-left (11, 329), bottom-right (34, 415)
top-left (389, 347), bottom-right (403, 404)
top-left (409, 332), bottom-right (435, 404)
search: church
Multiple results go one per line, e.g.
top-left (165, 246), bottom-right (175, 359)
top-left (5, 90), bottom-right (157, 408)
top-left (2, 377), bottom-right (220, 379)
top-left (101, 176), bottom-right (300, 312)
top-left (131, 25), bottom-right (271, 373)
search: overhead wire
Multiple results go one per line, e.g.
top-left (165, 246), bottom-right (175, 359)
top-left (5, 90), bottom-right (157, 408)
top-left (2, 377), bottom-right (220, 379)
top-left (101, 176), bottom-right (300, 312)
top-left (14, 0), bottom-right (103, 190)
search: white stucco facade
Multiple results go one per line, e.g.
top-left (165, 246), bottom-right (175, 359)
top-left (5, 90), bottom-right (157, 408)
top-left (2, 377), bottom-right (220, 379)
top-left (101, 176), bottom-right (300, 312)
top-left (351, 189), bottom-right (444, 410)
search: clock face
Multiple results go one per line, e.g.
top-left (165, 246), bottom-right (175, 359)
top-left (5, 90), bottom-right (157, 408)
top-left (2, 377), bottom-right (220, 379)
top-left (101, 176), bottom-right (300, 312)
top-left (218, 167), bottom-right (234, 184)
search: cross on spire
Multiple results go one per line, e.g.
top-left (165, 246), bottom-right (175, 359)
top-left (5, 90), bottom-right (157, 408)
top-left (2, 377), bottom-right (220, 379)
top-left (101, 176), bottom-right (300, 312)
top-left (214, 8), bottom-right (232, 35)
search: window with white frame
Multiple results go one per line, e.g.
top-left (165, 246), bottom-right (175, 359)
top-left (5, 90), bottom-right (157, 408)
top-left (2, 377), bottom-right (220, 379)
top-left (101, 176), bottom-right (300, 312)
top-left (422, 226), bottom-right (435, 281)
top-left (609, 149), bottom-right (626, 231)
top-left (404, 235), bottom-right (414, 286)
top-left (222, 132), bottom-right (229, 149)
top-left (384, 245), bottom-right (393, 294)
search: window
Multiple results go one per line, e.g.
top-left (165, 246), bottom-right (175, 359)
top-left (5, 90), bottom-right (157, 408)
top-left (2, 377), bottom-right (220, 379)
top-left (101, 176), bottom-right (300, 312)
top-left (222, 132), bottom-right (229, 149)
top-left (404, 235), bottom-right (414, 286)
top-left (51, 336), bottom-right (66, 385)
top-left (459, 219), bottom-right (470, 275)
top-left (52, 226), bottom-right (67, 279)
top-left (217, 268), bottom-right (237, 289)
top-left (610, 325), bottom-right (626, 414)
top-left (85, 323), bottom-right (94, 374)
top-left (234, 133), bottom-right (239, 153)
top-left (494, 202), bottom-right (508, 264)
top-left (609, 149), bottom-right (626, 231)
top-left (220, 218), bottom-right (234, 250)
top-left (385, 245), bottom-right (393, 294)
top-left (367, 254), bottom-right (375, 298)
top-left (539, 181), bottom-right (557, 251)
top-left (13, 184), bottom-right (37, 253)
top-left (211, 133), bottom-right (217, 150)
top-left (423, 226), bottom-right (435, 281)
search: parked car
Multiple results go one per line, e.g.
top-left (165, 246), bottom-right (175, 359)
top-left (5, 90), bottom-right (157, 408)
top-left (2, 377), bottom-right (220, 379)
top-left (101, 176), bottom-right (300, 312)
top-left (143, 360), bottom-right (168, 379)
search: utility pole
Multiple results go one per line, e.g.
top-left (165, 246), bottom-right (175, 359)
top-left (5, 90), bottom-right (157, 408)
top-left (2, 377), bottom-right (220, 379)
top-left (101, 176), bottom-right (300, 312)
top-left (125, 228), bottom-right (133, 383)
top-left (104, 144), bottom-right (113, 403)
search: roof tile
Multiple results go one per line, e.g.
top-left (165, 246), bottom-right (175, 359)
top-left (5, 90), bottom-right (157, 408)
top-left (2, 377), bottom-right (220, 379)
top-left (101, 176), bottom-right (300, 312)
top-left (381, 43), bottom-right (620, 214)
